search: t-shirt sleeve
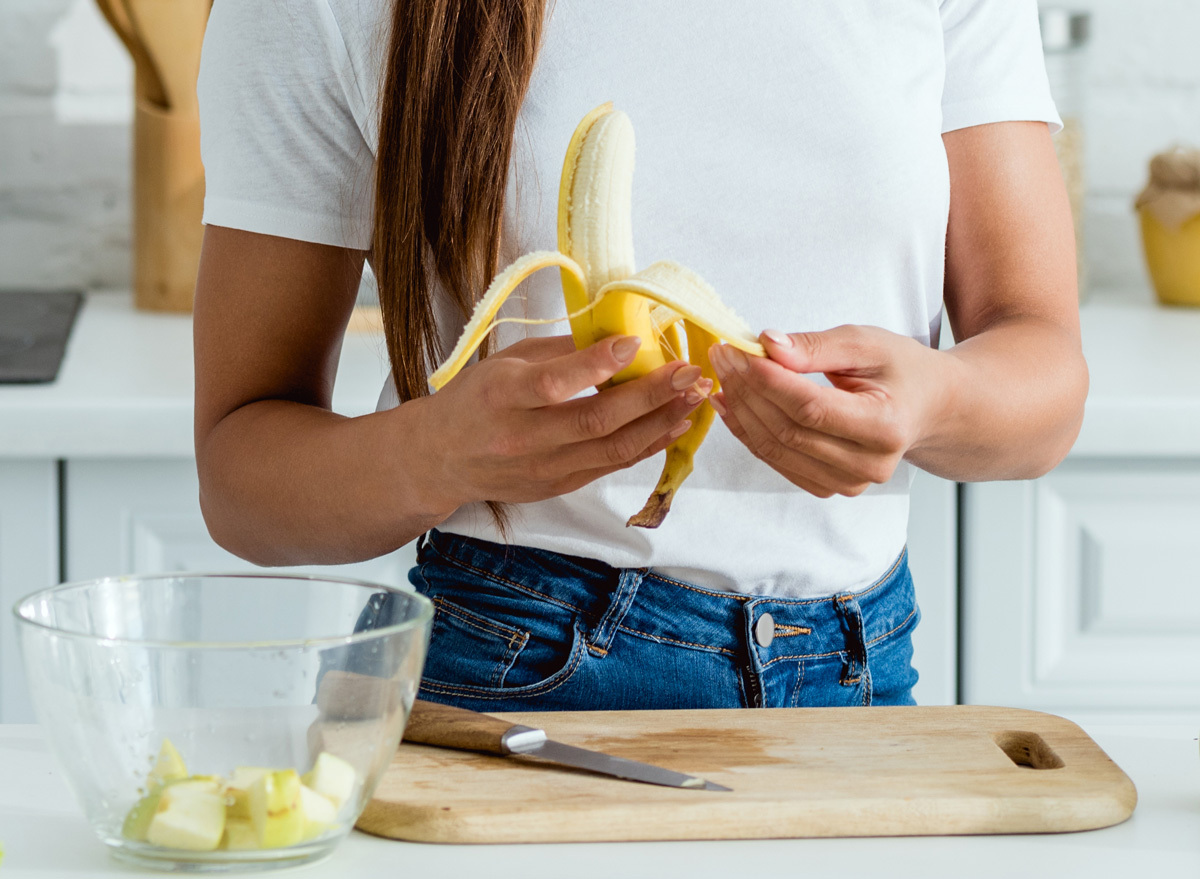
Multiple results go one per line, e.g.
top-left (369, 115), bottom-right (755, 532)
top-left (940, 0), bottom-right (1062, 135)
top-left (197, 0), bottom-right (375, 249)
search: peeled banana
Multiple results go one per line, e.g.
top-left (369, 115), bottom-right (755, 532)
top-left (429, 102), bottom-right (765, 527)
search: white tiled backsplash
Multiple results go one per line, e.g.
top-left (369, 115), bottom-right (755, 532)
top-left (2, 0), bottom-right (1197, 292)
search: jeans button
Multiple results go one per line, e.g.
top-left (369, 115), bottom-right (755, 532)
top-left (754, 612), bottom-right (775, 648)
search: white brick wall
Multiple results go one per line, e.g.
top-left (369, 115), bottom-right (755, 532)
top-left (1, 1), bottom-right (1197, 292)
top-left (1, 0), bottom-right (132, 289)
top-left (1068, 0), bottom-right (1200, 290)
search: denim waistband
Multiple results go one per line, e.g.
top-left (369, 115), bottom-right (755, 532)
top-left (418, 529), bottom-right (916, 673)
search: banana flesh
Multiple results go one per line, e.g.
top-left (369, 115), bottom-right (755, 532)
top-left (428, 102), bottom-right (765, 527)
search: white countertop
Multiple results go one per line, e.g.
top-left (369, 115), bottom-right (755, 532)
top-left (0, 718), bottom-right (1196, 878)
top-left (2, 287), bottom-right (1199, 459)
top-left (1073, 286), bottom-right (1200, 457)
top-left (0, 292), bottom-right (392, 458)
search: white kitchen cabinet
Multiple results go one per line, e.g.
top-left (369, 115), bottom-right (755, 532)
top-left (0, 460), bottom-right (58, 723)
top-left (962, 459), bottom-right (1200, 712)
top-left (64, 459), bottom-right (419, 586)
top-left (959, 291), bottom-right (1200, 715)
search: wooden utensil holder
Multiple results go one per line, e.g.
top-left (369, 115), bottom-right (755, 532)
top-left (133, 99), bottom-right (205, 312)
top-left (95, 0), bottom-right (210, 312)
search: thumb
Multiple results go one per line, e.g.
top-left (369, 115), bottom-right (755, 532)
top-left (759, 326), bottom-right (882, 375)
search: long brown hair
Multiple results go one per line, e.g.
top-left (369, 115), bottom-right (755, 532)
top-left (373, 0), bottom-right (547, 527)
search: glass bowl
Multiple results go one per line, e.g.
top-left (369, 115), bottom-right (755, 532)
top-left (13, 573), bottom-right (432, 872)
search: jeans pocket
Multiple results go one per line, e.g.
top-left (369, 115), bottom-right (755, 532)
top-left (423, 596), bottom-right (529, 689)
top-left (420, 624), bottom-right (587, 702)
top-left (412, 560), bottom-right (588, 700)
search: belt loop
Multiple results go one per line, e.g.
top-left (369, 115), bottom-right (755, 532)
top-left (587, 568), bottom-right (644, 657)
top-left (835, 594), bottom-right (868, 687)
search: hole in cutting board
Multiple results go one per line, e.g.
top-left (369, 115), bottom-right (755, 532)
top-left (992, 731), bottom-right (1065, 770)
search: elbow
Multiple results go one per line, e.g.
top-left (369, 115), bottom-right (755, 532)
top-left (1024, 351), bottom-right (1091, 479)
top-left (196, 462), bottom-right (286, 568)
top-left (195, 419), bottom-right (285, 567)
top-left (198, 484), bottom-right (270, 567)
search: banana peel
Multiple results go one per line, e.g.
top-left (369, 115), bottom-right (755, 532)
top-left (429, 103), bottom-right (765, 527)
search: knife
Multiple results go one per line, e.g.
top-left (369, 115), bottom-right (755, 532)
top-left (404, 699), bottom-right (731, 792)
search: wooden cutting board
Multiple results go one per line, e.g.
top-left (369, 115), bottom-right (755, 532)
top-left (356, 706), bottom-right (1136, 844)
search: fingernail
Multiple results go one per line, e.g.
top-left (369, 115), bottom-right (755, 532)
top-left (725, 347), bottom-right (750, 374)
top-left (612, 336), bottom-right (641, 363)
top-left (696, 378), bottom-right (714, 395)
top-left (709, 395), bottom-right (728, 417)
top-left (669, 420), bottom-right (692, 439)
top-left (671, 364), bottom-right (703, 390)
top-left (710, 345), bottom-right (729, 378)
top-left (763, 329), bottom-right (793, 348)
top-left (684, 389), bottom-right (704, 406)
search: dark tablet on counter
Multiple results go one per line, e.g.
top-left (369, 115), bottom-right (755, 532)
top-left (0, 290), bottom-right (83, 383)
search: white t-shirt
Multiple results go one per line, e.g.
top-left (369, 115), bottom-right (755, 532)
top-left (198, 0), bottom-right (1060, 598)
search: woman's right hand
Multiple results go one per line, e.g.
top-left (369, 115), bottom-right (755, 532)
top-left (411, 334), bottom-right (709, 511)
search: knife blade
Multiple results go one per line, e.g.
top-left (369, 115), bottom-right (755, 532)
top-left (404, 699), bottom-right (731, 792)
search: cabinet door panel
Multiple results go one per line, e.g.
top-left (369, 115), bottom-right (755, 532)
top-left (963, 461), bottom-right (1200, 712)
top-left (0, 461), bottom-right (58, 723)
top-left (66, 460), bottom-right (416, 586)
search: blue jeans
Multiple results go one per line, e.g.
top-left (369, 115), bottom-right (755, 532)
top-left (360, 529), bottom-right (920, 711)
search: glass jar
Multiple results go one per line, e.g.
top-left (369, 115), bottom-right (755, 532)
top-left (1040, 9), bottom-right (1091, 302)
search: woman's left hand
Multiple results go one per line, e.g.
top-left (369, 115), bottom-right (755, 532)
top-left (709, 326), bottom-right (955, 498)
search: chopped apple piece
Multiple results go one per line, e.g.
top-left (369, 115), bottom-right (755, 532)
top-left (146, 779), bottom-right (226, 851)
top-left (301, 752), bottom-right (357, 810)
top-left (126, 740), bottom-right (353, 853)
top-left (298, 785), bottom-right (337, 840)
top-left (225, 767), bottom-right (270, 819)
top-left (220, 817), bottom-right (258, 851)
top-left (248, 769), bottom-right (304, 849)
top-left (121, 791), bottom-right (162, 841)
top-left (147, 739), bottom-right (188, 791)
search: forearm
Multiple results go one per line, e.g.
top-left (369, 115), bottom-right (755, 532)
top-left (197, 397), bottom-right (456, 567)
top-left (907, 316), bottom-right (1089, 482)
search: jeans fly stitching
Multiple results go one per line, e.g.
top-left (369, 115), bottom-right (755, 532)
top-left (789, 660), bottom-right (806, 708)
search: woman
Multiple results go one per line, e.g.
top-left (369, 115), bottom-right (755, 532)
top-left (194, 0), bottom-right (1087, 711)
